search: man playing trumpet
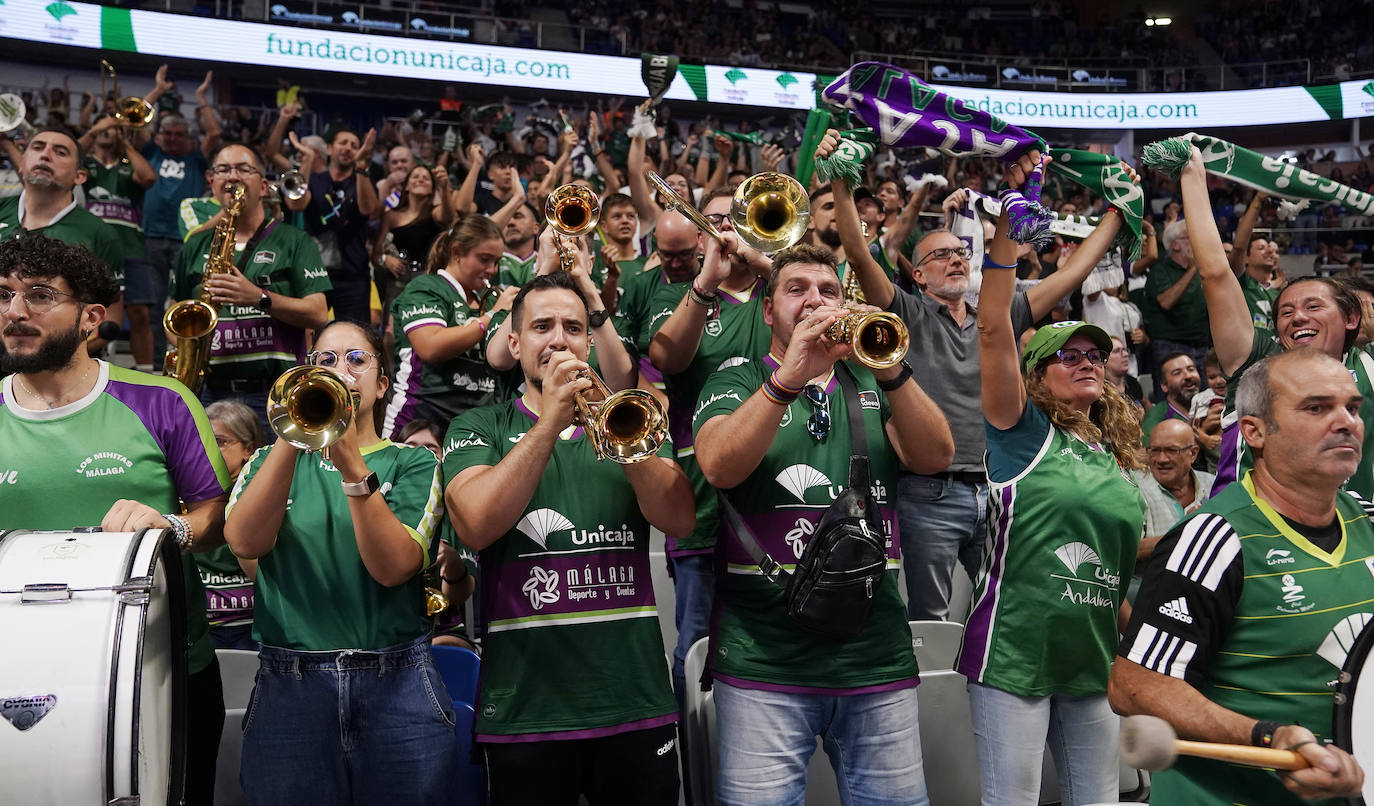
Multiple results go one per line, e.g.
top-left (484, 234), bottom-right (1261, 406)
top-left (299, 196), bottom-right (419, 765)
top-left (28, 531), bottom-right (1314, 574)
top-left (443, 270), bottom-right (693, 804)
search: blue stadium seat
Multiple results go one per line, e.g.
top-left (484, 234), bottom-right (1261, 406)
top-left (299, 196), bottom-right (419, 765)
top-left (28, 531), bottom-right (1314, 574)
top-left (431, 645), bottom-right (485, 806)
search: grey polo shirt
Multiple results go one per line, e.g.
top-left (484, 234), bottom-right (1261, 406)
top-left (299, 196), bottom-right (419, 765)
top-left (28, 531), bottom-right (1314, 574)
top-left (887, 287), bottom-right (1032, 472)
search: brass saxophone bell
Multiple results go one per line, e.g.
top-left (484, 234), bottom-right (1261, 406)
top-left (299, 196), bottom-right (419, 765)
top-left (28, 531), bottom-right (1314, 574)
top-left (826, 309), bottom-right (910, 370)
top-left (425, 586), bottom-right (450, 618)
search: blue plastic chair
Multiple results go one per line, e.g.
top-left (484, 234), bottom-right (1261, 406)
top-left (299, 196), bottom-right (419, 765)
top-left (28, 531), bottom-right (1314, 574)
top-left (431, 645), bottom-right (484, 805)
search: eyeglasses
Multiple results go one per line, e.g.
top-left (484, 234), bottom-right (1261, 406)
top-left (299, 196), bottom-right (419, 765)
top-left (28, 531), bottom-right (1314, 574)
top-left (307, 349), bottom-right (379, 375)
top-left (659, 248), bottom-right (699, 265)
top-left (916, 246), bottom-right (972, 266)
top-left (211, 163), bottom-right (261, 177)
top-left (1147, 445), bottom-right (1193, 458)
top-left (804, 383), bottom-right (830, 442)
top-left (1049, 348), bottom-right (1110, 368)
top-left (0, 285), bottom-right (81, 314)
top-left (704, 213), bottom-right (728, 227)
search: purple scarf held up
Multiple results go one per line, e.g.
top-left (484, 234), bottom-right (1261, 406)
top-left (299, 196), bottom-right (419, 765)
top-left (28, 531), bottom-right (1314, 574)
top-left (822, 62), bottom-right (1045, 161)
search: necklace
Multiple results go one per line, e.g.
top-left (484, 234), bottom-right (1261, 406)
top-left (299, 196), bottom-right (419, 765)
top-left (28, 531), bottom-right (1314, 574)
top-left (16, 361), bottom-right (95, 410)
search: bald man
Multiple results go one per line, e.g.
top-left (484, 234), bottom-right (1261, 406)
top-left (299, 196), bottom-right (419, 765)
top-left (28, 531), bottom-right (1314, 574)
top-left (1136, 420), bottom-right (1216, 563)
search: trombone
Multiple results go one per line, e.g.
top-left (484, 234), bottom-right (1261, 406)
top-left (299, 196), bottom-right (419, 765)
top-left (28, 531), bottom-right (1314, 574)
top-left (648, 170), bottom-right (724, 245)
top-left (571, 368), bottom-right (669, 464)
top-left (99, 60), bottom-right (156, 128)
top-left (0, 94), bottom-right (37, 140)
top-left (266, 365), bottom-right (359, 452)
top-left (544, 183), bottom-right (600, 272)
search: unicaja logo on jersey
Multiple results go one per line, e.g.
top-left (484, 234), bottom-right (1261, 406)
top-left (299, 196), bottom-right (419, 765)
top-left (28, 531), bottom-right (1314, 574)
top-left (1051, 541), bottom-right (1119, 608)
top-left (516, 508), bottom-right (574, 550)
top-left (76, 452), bottom-right (133, 478)
top-left (776, 464), bottom-right (830, 503)
top-left (522, 566), bottom-right (560, 610)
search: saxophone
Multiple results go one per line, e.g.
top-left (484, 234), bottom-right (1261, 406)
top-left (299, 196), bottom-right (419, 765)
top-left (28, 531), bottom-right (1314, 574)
top-left (163, 183), bottom-right (246, 393)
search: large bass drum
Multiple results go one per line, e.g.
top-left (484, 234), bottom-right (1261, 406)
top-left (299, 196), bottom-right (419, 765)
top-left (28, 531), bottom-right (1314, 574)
top-left (1334, 615), bottom-right (1374, 806)
top-left (0, 528), bottom-right (186, 804)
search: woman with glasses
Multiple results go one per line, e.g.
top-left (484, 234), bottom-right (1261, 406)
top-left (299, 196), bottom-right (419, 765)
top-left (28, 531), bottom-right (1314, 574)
top-left (224, 319), bottom-right (455, 805)
top-left (384, 214), bottom-right (516, 439)
top-left (197, 400), bottom-right (264, 650)
top-left (957, 151), bottom-right (1145, 806)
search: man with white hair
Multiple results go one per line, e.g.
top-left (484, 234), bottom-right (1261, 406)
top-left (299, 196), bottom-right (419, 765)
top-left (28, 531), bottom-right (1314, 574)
top-left (1142, 219), bottom-right (1211, 398)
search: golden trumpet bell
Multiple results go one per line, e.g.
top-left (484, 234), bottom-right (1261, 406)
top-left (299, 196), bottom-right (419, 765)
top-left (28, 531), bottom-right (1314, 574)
top-left (827, 310), bottom-right (910, 370)
top-left (571, 369), bottom-right (669, 464)
top-left (115, 96), bottom-right (156, 128)
top-left (545, 184), bottom-right (601, 238)
top-left (266, 366), bottom-right (358, 452)
top-left (425, 586), bottom-right (450, 617)
top-left (730, 172), bottom-right (810, 253)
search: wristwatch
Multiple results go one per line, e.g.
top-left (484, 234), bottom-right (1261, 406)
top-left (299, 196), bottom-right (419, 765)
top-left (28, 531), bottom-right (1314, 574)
top-left (587, 309), bottom-right (610, 328)
top-left (341, 471), bottom-right (380, 497)
top-left (255, 290), bottom-right (272, 312)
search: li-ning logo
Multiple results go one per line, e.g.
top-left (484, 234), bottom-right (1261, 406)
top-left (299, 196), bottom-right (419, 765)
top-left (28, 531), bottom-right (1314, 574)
top-left (1266, 548), bottom-right (1296, 566)
top-left (0, 695), bottom-right (57, 731)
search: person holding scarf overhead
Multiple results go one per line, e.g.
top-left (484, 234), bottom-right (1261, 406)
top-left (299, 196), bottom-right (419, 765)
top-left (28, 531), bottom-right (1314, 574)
top-left (957, 150), bottom-right (1145, 806)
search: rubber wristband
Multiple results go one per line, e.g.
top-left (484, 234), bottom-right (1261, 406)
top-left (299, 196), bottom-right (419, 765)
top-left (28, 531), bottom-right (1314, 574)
top-left (983, 258), bottom-right (1018, 270)
top-left (688, 283), bottom-right (718, 307)
top-left (1251, 720), bottom-right (1282, 747)
top-left (761, 378), bottom-right (799, 406)
top-left (476, 316), bottom-right (489, 333)
top-left (877, 361), bottom-right (913, 392)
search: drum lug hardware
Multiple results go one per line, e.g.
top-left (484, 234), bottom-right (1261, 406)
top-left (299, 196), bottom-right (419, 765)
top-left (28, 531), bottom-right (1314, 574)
top-left (108, 797), bottom-right (141, 805)
top-left (114, 578), bottom-right (153, 604)
top-left (19, 583), bottom-right (71, 604)
top-left (118, 591), bottom-right (150, 605)
top-left (1333, 692), bottom-right (1348, 706)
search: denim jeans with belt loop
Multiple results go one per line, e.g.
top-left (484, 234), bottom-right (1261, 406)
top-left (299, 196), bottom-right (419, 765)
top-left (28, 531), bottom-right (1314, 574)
top-left (240, 635), bottom-right (458, 805)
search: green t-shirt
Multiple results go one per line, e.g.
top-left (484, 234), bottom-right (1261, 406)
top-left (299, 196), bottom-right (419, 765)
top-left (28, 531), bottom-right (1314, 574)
top-left (1139, 399), bottom-right (1189, 446)
top-left (646, 277), bottom-right (772, 554)
top-left (0, 362), bottom-right (230, 674)
top-left (177, 196), bottom-right (221, 241)
top-left (691, 356), bottom-right (918, 691)
top-left (441, 399), bottom-right (677, 740)
top-left (226, 440), bottom-right (441, 651)
top-left (1142, 258), bottom-right (1210, 346)
top-left (957, 402), bottom-right (1144, 696)
top-left (496, 249), bottom-right (536, 287)
top-left (614, 263), bottom-right (673, 390)
top-left (170, 220), bottom-right (331, 382)
top-left (385, 270), bottom-right (502, 437)
top-left (0, 193), bottom-right (128, 287)
top-left (82, 156), bottom-right (147, 260)
top-left (1239, 272), bottom-right (1278, 331)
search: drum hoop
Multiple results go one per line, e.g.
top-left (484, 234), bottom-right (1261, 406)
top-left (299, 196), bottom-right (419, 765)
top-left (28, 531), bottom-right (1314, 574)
top-left (1333, 615), bottom-right (1374, 806)
top-left (104, 527), bottom-right (149, 802)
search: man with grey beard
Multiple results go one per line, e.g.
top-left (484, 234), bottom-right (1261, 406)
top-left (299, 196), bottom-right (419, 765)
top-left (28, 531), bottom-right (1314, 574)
top-left (826, 163), bottom-right (1124, 622)
top-left (0, 129), bottom-right (127, 355)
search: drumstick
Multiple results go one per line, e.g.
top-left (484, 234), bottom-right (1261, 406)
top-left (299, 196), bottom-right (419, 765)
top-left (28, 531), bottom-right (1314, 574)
top-left (1120, 715), bottom-right (1309, 772)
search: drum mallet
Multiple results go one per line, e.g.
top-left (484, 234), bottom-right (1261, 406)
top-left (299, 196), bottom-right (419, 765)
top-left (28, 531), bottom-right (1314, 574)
top-left (1120, 715), bottom-right (1310, 772)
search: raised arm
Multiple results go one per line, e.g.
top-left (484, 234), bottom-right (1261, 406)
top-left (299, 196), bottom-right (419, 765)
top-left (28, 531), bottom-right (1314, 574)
top-left (353, 129), bottom-right (380, 219)
top-left (1026, 206), bottom-right (1127, 320)
top-left (627, 127), bottom-right (664, 225)
top-left (1181, 146), bottom-right (1253, 374)
top-left (194, 72), bottom-right (220, 159)
top-left (700, 135), bottom-right (733, 196)
top-left (224, 441), bottom-right (296, 558)
top-left (648, 233), bottom-right (723, 375)
top-left (882, 181), bottom-right (930, 267)
top-left (453, 143), bottom-right (484, 216)
top-left (1228, 190), bottom-right (1268, 277)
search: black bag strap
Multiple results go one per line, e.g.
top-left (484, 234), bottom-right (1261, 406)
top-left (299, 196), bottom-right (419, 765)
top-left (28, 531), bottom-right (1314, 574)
top-left (720, 362), bottom-right (871, 586)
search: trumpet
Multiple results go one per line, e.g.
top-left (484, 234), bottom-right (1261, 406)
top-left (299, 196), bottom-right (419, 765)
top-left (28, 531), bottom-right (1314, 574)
top-left (729, 172), bottom-right (810, 253)
top-left (571, 368), bottom-right (669, 464)
top-left (647, 170), bottom-right (725, 245)
top-left (99, 60), bottom-right (156, 128)
top-left (545, 183), bottom-right (601, 272)
top-left (0, 94), bottom-right (37, 140)
top-left (271, 169), bottom-right (308, 201)
top-left (266, 365), bottom-right (360, 452)
top-left (475, 278), bottom-right (507, 311)
top-left (826, 308), bottom-right (910, 370)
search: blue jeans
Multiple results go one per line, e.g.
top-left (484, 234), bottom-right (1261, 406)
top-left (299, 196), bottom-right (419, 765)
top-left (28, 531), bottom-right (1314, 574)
top-left (968, 683), bottom-right (1118, 806)
top-left (897, 473), bottom-right (988, 621)
top-left (714, 681), bottom-right (929, 806)
top-left (199, 387), bottom-right (270, 442)
top-left (669, 553), bottom-right (715, 703)
top-left (240, 636), bottom-right (457, 805)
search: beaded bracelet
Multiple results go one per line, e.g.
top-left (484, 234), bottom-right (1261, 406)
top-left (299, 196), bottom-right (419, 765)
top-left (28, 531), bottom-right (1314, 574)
top-left (164, 513), bottom-right (194, 553)
top-left (761, 370), bottom-right (802, 406)
top-left (688, 283), bottom-right (718, 307)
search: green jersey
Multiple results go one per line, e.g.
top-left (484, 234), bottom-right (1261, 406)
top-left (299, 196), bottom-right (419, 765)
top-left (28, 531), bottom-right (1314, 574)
top-left (496, 249), bottom-right (536, 287)
top-left (171, 220), bottom-right (330, 382)
top-left (1216, 332), bottom-right (1374, 499)
top-left (1142, 258), bottom-right (1210, 346)
top-left (957, 402), bottom-right (1144, 696)
top-left (81, 156), bottom-right (147, 261)
top-left (614, 263), bottom-right (675, 390)
top-left (385, 270), bottom-right (502, 437)
top-left (196, 545), bottom-right (253, 630)
top-left (0, 193), bottom-right (128, 286)
top-left (1122, 475), bottom-right (1374, 806)
top-left (647, 277), bottom-right (771, 555)
top-left (442, 399), bottom-right (677, 741)
top-left (692, 356), bottom-right (917, 691)
top-left (1239, 272), bottom-right (1278, 331)
top-left (0, 362), bottom-right (230, 674)
top-left (177, 196), bottom-right (220, 241)
top-left (1139, 399), bottom-right (1189, 446)
top-left (227, 440), bottom-right (441, 651)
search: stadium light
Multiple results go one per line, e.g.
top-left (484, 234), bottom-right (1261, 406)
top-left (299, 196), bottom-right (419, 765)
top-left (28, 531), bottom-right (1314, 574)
top-left (1145, 16), bottom-right (1172, 26)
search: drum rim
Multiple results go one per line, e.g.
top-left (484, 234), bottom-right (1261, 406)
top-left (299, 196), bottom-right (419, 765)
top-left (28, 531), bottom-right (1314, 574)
top-left (1333, 615), bottom-right (1374, 806)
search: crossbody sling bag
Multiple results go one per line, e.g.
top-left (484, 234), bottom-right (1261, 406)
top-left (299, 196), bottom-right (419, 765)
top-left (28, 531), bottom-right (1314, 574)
top-left (719, 364), bottom-right (888, 640)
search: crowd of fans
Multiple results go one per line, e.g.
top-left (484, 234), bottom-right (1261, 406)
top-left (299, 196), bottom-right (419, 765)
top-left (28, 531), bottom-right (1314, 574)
top-left (5, 55), bottom-right (1374, 805)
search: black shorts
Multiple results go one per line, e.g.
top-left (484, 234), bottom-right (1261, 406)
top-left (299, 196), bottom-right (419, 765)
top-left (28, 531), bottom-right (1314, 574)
top-left (483, 723), bottom-right (680, 806)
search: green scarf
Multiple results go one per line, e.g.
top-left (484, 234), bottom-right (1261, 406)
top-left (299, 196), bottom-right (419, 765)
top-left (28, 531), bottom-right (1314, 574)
top-left (708, 128), bottom-right (767, 146)
top-left (1048, 149), bottom-right (1144, 261)
top-left (1142, 133), bottom-right (1374, 217)
top-left (812, 128), bottom-right (879, 186)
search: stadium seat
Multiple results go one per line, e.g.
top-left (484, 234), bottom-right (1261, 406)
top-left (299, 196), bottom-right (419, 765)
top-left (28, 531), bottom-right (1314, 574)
top-left (917, 670), bottom-right (981, 805)
top-left (682, 637), bottom-right (714, 804)
top-left (431, 645), bottom-right (485, 806)
top-left (909, 620), bottom-right (965, 671)
top-left (214, 649), bottom-right (260, 806)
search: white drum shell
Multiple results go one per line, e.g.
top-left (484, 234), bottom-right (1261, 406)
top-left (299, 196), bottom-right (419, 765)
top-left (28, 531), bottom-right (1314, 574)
top-left (0, 529), bottom-right (175, 805)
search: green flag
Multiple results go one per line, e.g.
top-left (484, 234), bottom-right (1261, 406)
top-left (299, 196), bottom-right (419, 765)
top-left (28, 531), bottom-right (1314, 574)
top-left (1049, 149), bottom-right (1145, 261)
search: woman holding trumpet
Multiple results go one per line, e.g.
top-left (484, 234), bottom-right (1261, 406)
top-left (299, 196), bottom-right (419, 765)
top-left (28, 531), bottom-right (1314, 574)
top-left (224, 319), bottom-right (456, 805)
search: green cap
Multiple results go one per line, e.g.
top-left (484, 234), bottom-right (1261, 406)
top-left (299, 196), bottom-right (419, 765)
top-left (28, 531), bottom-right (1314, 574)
top-left (1021, 320), bottom-right (1113, 372)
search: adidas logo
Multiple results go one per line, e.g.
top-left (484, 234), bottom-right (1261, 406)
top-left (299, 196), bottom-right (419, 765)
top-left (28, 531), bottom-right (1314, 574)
top-left (656, 738), bottom-right (676, 756)
top-left (1158, 597), bottom-right (1193, 624)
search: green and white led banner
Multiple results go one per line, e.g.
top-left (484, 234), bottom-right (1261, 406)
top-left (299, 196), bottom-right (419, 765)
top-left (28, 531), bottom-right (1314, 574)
top-left (3, 0), bottom-right (1374, 127)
